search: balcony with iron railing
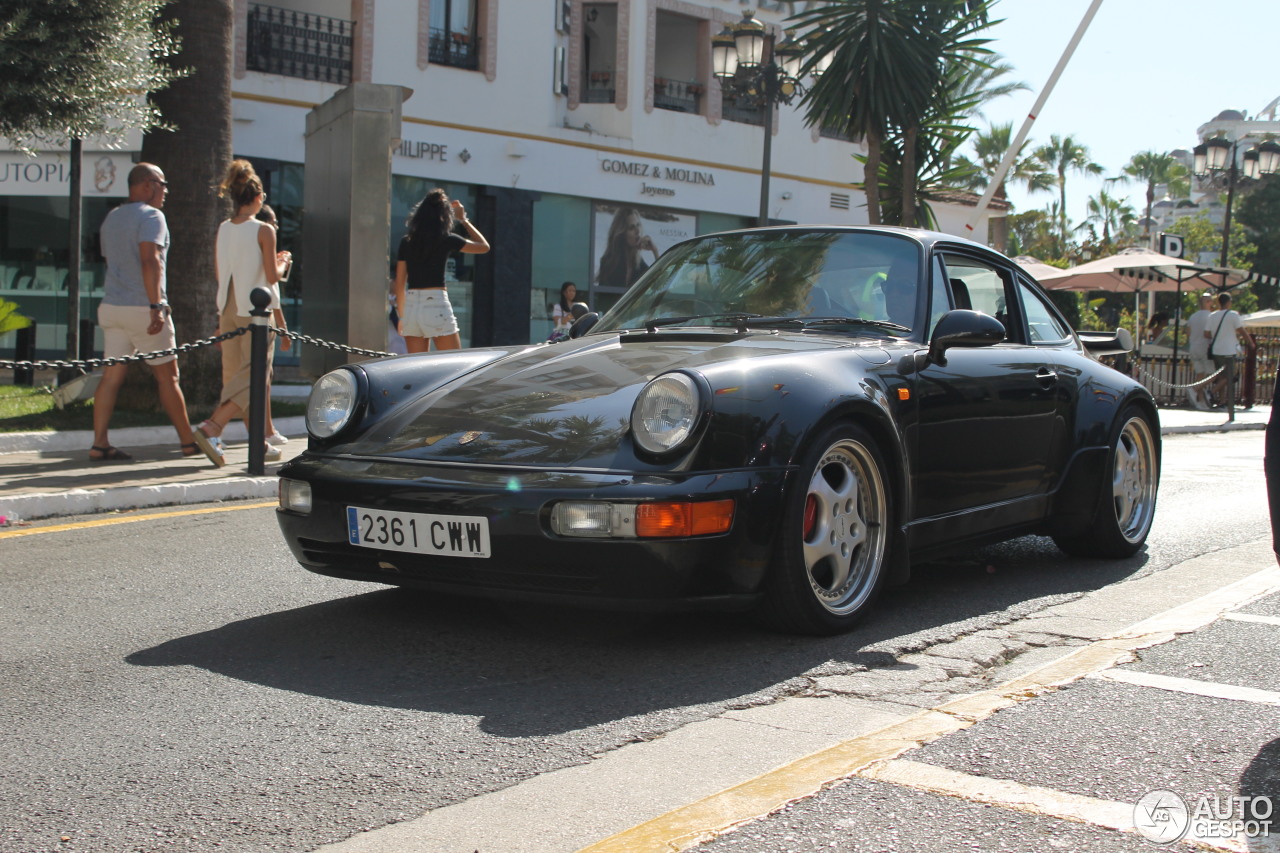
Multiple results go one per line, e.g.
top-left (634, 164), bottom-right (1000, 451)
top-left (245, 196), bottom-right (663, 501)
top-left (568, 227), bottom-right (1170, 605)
top-left (246, 4), bottom-right (353, 85)
top-left (721, 92), bottom-right (765, 127)
top-left (583, 71), bottom-right (615, 104)
top-left (428, 27), bottom-right (480, 70)
top-left (654, 77), bottom-right (703, 114)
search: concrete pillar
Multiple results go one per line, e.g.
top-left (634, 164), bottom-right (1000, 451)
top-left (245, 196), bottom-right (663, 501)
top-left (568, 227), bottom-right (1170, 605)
top-left (300, 83), bottom-right (412, 376)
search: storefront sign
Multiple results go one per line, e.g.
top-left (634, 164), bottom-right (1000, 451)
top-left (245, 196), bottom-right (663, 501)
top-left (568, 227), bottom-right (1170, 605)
top-left (397, 139), bottom-right (449, 161)
top-left (0, 152), bottom-right (131, 196)
top-left (600, 158), bottom-right (716, 199)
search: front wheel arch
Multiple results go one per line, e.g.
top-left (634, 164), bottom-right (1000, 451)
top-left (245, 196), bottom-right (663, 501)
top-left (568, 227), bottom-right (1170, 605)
top-left (758, 421), bottom-right (893, 635)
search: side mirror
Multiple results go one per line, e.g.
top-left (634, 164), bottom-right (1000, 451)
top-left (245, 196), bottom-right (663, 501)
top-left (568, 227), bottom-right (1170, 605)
top-left (926, 309), bottom-right (1006, 367)
top-left (568, 311), bottom-right (600, 339)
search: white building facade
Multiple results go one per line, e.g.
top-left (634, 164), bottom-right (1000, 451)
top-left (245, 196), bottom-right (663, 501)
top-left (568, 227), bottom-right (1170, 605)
top-left (3, 0), bottom-right (995, 356)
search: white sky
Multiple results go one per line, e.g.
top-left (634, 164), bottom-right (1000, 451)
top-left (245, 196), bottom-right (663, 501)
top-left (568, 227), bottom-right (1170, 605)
top-left (978, 0), bottom-right (1277, 231)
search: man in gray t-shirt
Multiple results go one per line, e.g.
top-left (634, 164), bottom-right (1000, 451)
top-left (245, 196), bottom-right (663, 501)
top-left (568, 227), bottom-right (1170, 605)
top-left (90, 162), bottom-right (198, 462)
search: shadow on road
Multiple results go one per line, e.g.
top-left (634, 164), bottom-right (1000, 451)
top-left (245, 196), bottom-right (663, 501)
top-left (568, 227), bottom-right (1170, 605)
top-left (127, 537), bottom-right (1148, 738)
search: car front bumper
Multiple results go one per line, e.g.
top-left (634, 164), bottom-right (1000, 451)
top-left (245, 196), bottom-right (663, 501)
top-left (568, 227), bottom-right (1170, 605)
top-left (276, 453), bottom-right (792, 611)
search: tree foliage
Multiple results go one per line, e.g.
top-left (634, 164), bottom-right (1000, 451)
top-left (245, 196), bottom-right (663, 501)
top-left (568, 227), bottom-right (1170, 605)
top-left (0, 0), bottom-right (182, 149)
top-left (791, 0), bottom-right (996, 226)
top-left (1236, 175), bottom-right (1280, 307)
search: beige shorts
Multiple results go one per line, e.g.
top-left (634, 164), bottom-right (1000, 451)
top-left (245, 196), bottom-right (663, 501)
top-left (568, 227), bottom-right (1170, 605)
top-left (401, 288), bottom-right (459, 338)
top-left (98, 302), bottom-right (178, 365)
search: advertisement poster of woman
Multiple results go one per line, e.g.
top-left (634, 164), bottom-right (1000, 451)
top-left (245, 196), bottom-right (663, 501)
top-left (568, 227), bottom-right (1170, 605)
top-left (592, 203), bottom-right (695, 314)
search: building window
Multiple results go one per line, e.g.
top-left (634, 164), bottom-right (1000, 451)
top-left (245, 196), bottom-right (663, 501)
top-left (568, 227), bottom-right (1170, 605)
top-left (653, 11), bottom-right (703, 114)
top-left (430, 0), bottom-right (480, 70)
top-left (245, 3), bottom-right (354, 84)
top-left (582, 4), bottom-right (618, 103)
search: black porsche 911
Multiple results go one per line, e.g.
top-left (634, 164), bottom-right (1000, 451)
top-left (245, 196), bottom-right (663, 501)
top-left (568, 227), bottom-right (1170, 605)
top-left (276, 226), bottom-right (1159, 635)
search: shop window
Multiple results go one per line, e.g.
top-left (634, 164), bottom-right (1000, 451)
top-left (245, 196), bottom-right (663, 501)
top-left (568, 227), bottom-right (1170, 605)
top-left (582, 4), bottom-right (618, 103)
top-left (529, 194), bottom-right (592, 344)
top-left (430, 0), bottom-right (481, 71)
top-left (653, 11), bottom-right (703, 114)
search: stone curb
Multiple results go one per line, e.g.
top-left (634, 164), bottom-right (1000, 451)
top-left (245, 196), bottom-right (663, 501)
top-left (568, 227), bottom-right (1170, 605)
top-left (3, 478), bottom-right (281, 521)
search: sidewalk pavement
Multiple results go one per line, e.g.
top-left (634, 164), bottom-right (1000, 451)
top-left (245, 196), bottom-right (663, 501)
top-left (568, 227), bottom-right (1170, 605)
top-left (0, 400), bottom-right (1271, 526)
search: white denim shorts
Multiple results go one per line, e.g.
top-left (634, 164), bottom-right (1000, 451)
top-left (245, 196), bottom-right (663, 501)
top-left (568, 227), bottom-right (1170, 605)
top-left (401, 288), bottom-right (459, 338)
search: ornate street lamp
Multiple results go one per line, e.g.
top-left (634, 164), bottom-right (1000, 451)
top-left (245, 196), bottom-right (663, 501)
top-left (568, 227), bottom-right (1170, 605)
top-left (711, 11), bottom-right (820, 226)
top-left (1192, 134), bottom-right (1280, 267)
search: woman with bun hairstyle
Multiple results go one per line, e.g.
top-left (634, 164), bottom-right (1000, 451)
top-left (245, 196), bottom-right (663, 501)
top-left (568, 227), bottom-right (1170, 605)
top-left (190, 159), bottom-right (292, 467)
top-left (393, 188), bottom-right (489, 352)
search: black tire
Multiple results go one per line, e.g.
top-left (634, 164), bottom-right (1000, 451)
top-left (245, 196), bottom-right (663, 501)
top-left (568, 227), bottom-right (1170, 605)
top-left (759, 422), bottom-right (891, 635)
top-left (1053, 406), bottom-right (1159, 558)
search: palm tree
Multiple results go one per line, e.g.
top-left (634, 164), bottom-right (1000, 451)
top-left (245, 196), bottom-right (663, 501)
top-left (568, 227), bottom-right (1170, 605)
top-left (1115, 150), bottom-right (1191, 246)
top-left (1082, 188), bottom-right (1137, 253)
top-left (1033, 134), bottom-right (1104, 256)
top-left (790, 0), bottom-right (995, 225)
top-left (138, 0), bottom-right (234, 408)
top-left (954, 122), bottom-right (1055, 201)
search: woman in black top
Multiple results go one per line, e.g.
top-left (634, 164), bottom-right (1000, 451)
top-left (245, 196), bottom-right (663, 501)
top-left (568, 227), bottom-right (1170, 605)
top-left (393, 188), bottom-right (489, 352)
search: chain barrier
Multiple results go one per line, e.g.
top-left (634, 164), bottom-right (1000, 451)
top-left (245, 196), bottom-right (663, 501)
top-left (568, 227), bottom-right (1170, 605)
top-left (0, 326), bottom-right (393, 373)
top-left (1129, 363), bottom-right (1223, 392)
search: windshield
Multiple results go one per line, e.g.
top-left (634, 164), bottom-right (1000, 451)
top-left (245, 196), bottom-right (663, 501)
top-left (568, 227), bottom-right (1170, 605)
top-left (592, 230), bottom-right (924, 336)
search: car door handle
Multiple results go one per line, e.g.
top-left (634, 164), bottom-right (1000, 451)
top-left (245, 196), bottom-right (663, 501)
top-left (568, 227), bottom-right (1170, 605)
top-left (1036, 367), bottom-right (1058, 386)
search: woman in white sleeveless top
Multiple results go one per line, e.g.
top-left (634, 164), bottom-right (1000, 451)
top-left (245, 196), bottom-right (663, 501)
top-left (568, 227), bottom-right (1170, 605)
top-left (190, 160), bottom-right (292, 467)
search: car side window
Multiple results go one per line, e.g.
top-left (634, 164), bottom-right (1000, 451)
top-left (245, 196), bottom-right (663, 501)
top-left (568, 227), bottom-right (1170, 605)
top-left (1016, 274), bottom-right (1072, 344)
top-left (940, 254), bottom-right (1018, 342)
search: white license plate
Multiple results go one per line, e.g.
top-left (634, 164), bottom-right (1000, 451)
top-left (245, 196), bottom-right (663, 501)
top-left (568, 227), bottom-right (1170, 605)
top-left (346, 506), bottom-right (491, 558)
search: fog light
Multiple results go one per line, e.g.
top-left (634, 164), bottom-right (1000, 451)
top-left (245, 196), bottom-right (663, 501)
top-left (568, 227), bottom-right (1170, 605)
top-left (551, 502), bottom-right (635, 538)
top-left (279, 478), bottom-right (312, 513)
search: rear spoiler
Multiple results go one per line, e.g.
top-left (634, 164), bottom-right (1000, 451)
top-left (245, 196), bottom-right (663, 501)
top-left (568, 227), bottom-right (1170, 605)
top-left (1077, 328), bottom-right (1133, 357)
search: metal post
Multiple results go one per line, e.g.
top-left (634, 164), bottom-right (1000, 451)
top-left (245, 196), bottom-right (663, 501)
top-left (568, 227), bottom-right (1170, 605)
top-left (13, 325), bottom-right (35, 386)
top-left (247, 287), bottom-right (272, 475)
top-left (758, 88), bottom-right (774, 227)
top-left (1220, 147), bottom-right (1238, 268)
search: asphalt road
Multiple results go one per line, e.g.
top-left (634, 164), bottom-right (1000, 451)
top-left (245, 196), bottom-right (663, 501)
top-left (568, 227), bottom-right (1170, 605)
top-left (0, 430), bottom-right (1269, 853)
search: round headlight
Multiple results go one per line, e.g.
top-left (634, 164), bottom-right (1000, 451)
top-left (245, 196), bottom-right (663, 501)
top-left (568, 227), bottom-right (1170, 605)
top-left (631, 373), bottom-right (702, 455)
top-left (307, 369), bottom-right (359, 438)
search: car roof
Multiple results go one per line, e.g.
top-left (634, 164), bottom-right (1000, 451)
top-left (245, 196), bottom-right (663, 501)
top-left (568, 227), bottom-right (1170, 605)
top-left (684, 224), bottom-right (1000, 258)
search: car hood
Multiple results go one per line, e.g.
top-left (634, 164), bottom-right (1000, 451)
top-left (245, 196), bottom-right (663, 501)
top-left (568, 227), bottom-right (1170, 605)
top-left (333, 331), bottom-right (889, 469)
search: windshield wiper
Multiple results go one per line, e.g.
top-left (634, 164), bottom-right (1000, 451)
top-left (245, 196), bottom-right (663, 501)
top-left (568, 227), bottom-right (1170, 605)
top-left (801, 316), bottom-right (911, 333)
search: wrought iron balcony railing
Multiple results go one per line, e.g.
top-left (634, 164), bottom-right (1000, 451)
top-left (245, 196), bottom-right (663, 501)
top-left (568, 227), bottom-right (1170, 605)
top-left (654, 77), bottom-right (703, 114)
top-left (428, 27), bottom-right (480, 70)
top-left (246, 4), bottom-right (353, 85)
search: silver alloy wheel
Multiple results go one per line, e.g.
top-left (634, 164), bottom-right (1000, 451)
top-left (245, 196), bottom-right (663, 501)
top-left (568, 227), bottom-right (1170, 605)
top-left (800, 438), bottom-right (888, 615)
top-left (1112, 414), bottom-right (1158, 544)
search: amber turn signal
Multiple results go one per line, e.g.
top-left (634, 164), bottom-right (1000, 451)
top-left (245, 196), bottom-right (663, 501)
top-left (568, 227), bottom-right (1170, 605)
top-left (636, 499), bottom-right (735, 538)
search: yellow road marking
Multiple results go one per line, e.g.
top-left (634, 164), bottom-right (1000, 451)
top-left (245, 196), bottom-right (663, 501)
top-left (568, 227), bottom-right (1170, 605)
top-left (0, 501), bottom-right (278, 539)
top-left (577, 567), bottom-right (1280, 853)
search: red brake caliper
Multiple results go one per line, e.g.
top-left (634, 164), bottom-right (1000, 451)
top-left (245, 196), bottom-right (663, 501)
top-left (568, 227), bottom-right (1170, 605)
top-left (802, 493), bottom-right (818, 541)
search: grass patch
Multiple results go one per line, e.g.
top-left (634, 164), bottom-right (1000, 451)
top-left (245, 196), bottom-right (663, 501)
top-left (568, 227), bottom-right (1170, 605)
top-left (0, 384), bottom-right (306, 433)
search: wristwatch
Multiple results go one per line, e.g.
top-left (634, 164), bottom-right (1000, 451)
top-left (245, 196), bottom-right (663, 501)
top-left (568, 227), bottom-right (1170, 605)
top-left (149, 301), bottom-right (169, 311)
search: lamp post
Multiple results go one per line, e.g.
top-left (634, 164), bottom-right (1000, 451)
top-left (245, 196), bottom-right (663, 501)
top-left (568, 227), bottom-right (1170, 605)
top-left (1191, 133), bottom-right (1279, 421)
top-left (711, 11), bottom-right (824, 226)
top-left (1192, 135), bottom-right (1280, 266)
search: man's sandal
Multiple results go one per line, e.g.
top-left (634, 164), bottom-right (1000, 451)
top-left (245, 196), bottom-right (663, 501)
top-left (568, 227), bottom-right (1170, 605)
top-left (181, 442), bottom-right (200, 457)
top-left (89, 445), bottom-right (133, 462)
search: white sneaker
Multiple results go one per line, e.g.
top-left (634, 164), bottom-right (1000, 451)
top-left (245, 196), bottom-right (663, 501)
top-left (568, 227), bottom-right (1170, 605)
top-left (1192, 394), bottom-right (1212, 412)
top-left (266, 431), bottom-right (289, 446)
top-left (264, 444), bottom-right (283, 463)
